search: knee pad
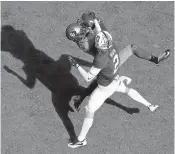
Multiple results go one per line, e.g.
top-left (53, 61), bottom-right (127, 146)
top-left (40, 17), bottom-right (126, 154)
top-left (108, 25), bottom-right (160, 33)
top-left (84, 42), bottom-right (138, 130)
top-left (85, 105), bottom-right (95, 119)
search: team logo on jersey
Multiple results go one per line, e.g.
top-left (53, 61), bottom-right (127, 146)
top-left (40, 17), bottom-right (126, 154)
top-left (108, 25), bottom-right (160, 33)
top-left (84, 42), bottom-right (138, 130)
top-left (95, 31), bottom-right (112, 50)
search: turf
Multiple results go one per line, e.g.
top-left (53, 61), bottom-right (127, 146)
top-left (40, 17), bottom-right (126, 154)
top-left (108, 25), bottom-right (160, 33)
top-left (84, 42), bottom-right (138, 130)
top-left (1, 2), bottom-right (174, 154)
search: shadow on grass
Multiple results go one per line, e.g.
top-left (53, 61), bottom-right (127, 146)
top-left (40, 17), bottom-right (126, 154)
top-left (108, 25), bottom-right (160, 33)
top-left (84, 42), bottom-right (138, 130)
top-left (1, 25), bottom-right (140, 142)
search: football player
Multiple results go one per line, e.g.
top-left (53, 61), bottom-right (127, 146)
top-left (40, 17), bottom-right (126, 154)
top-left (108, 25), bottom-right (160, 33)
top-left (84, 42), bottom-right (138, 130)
top-left (76, 11), bottom-right (170, 65)
top-left (67, 25), bottom-right (159, 148)
top-left (65, 12), bottom-right (170, 111)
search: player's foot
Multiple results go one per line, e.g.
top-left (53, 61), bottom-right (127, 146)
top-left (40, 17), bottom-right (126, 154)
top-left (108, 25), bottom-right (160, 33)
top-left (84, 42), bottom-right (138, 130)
top-left (68, 139), bottom-right (87, 148)
top-left (148, 105), bottom-right (159, 112)
top-left (157, 49), bottom-right (170, 64)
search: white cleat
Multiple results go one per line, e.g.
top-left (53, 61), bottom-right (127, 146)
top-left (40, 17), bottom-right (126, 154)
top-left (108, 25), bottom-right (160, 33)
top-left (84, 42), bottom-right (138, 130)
top-left (68, 139), bottom-right (87, 149)
top-left (148, 105), bottom-right (159, 112)
top-left (157, 49), bottom-right (170, 64)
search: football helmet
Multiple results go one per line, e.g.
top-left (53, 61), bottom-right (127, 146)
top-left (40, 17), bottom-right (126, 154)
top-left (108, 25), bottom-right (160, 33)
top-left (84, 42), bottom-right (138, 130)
top-left (66, 23), bottom-right (89, 42)
top-left (95, 31), bottom-right (113, 50)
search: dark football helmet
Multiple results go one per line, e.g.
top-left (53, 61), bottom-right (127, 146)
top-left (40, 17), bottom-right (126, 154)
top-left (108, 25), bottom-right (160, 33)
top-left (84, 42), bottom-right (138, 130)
top-left (65, 23), bottom-right (89, 42)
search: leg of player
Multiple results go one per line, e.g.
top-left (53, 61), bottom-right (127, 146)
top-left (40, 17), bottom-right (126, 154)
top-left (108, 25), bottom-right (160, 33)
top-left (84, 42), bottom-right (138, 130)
top-left (74, 80), bottom-right (98, 111)
top-left (131, 44), bottom-right (170, 64)
top-left (118, 44), bottom-right (170, 67)
top-left (78, 12), bottom-right (170, 65)
top-left (68, 84), bottom-right (116, 148)
top-left (116, 77), bottom-right (158, 112)
top-left (126, 88), bottom-right (158, 111)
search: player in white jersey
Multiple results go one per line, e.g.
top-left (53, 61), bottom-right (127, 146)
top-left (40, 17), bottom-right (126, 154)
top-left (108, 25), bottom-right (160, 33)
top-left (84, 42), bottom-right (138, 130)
top-left (67, 25), bottom-right (159, 148)
top-left (65, 12), bottom-right (170, 112)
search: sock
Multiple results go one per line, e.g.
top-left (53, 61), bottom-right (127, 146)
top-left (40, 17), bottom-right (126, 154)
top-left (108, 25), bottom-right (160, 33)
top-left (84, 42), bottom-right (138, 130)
top-left (78, 117), bottom-right (94, 141)
top-left (128, 88), bottom-right (151, 107)
top-left (149, 55), bottom-right (158, 64)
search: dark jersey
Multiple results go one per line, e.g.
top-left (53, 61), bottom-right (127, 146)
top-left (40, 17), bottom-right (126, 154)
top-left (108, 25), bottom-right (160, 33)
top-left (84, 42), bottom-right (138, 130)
top-left (93, 46), bottom-right (120, 86)
top-left (76, 31), bottom-right (98, 56)
top-left (76, 17), bottom-right (109, 56)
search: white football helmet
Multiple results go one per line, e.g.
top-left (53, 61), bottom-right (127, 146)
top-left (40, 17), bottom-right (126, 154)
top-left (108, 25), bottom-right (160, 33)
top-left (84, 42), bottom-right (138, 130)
top-left (95, 31), bottom-right (113, 50)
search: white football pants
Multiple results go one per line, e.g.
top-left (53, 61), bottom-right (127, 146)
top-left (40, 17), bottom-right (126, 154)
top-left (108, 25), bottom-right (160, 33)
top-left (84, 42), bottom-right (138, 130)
top-left (86, 75), bottom-right (131, 112)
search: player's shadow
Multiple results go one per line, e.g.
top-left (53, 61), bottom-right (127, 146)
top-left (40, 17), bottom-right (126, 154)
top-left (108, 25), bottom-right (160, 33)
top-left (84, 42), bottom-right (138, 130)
top-left (1, 25), bottom-right (140, 141)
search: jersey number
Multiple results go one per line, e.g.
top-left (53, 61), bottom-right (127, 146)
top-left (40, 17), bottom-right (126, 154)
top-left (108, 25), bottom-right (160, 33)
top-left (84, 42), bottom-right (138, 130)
top-left (110, 49), bottom-right (119, 74)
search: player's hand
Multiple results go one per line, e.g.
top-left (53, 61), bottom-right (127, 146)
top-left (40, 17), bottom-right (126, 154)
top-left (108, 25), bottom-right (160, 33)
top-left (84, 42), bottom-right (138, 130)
top-left (68, 56), bottom-right (79, 68)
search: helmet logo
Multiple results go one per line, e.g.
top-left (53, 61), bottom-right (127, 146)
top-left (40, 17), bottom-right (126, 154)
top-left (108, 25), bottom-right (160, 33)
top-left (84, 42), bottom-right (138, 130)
top-left (70, 32), bottom-right (76, 38)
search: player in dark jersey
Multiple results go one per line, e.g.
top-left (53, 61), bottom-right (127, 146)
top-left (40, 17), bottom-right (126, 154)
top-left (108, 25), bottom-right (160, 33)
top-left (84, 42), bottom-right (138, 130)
top-left (77, 11), bottom-right (170, 65)
top-left (67, 29), bottom-right (159, 148)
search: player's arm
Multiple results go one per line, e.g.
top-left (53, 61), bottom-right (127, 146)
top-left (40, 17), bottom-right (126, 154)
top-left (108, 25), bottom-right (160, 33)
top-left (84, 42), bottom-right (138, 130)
top-left (4, 65), bottom-right (36, 89)
top-left (93, 19), bottom-right (102, 33)
top-left (77, 65), bottom-right (101, 82)
top-left (69, 56), bottom-right (101, 82)
top-left (97, 17), bottom-right (108, 31)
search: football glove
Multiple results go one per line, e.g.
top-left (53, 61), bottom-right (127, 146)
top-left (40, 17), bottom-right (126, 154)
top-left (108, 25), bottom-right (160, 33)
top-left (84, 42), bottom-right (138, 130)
top-left (68, 56), bottom-right (79, 68)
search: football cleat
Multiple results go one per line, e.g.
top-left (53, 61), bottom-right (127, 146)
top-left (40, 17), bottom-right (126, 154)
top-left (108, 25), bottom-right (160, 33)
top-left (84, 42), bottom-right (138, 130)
top-left (157, 49), bottom-right (170, 64)
top-left (148, 105), bottom-right (159, 112)
top-left (68, 139), bottom-right (87, 149)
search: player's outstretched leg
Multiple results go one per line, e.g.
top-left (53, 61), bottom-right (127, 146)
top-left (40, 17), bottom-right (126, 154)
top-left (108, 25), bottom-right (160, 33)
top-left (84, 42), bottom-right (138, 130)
top-left (116, 79), bottom-right (158, 112)
top-left (68, 107), bottom-right (93, 148)
top-left (68, 85), bottom-right (111, 148)
top-left (126, 88), bottom-right (159, 112)
top-left (131, 44), bottom-right (170, 64)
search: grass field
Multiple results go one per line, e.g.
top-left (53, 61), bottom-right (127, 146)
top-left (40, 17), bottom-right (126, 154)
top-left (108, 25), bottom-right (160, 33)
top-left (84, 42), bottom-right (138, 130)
top-left (1, 1), bottom-right (174, 154)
